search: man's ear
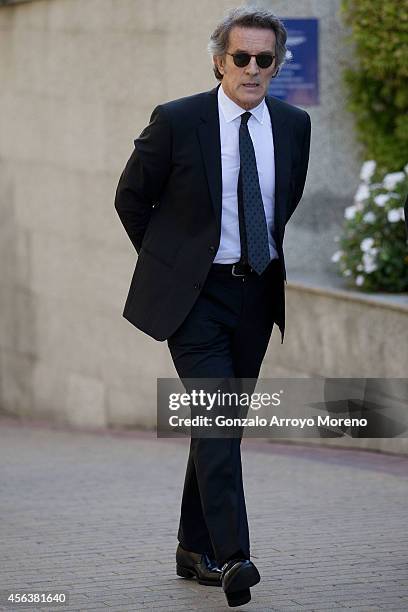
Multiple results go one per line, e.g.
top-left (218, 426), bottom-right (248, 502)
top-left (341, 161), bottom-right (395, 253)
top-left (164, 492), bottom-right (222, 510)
top-left (213, 54), bottom-right (225, 76)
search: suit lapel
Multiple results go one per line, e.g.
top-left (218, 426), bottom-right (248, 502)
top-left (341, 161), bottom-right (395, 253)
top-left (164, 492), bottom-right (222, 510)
top-left (197, 85), bottom-right (222, 235)
top-left (266, 96), bottom-right (291, 244)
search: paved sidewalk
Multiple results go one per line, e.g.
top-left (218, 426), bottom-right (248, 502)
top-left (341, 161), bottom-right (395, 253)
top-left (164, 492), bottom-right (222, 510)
top-left (0, 416), bottom-right (407, 612)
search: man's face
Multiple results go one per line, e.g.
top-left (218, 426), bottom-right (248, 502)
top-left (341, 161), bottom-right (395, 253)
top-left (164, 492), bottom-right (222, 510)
top-left (214, 26), bottom-right (277, 110)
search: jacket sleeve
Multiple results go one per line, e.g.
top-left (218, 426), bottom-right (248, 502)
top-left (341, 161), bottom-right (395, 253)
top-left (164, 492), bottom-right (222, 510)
top-left (286, 112), bottom-right (311, 223)
top-left (114, 104), bottom-right (172, 253)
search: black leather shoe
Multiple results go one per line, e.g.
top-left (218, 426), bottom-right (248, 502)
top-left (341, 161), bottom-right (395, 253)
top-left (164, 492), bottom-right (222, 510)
top-left (221, 559), bottom-right (260, 607)
top-left (176, 544), bottom-right (222, 586)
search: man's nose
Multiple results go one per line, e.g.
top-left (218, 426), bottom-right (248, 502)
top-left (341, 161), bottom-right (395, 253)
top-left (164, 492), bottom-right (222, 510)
top-left (245, 56), bottom-right (260, 76)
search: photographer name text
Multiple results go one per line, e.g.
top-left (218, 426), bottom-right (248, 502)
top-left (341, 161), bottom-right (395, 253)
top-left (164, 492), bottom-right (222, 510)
top-left (168, 415), bottom-right (368, 428)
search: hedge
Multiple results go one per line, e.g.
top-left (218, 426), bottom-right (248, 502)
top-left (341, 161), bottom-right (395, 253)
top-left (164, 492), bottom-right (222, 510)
top-left (341, 0), bottom-right (408, 172)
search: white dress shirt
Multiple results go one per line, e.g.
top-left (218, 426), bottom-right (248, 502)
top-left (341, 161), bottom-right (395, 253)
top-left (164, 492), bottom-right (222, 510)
top-left (214, 84), bottom-right (278, 264)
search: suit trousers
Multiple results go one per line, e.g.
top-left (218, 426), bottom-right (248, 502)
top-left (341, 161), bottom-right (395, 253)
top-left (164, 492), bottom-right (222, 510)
top-left (167, 258), bottom-right (282, 566)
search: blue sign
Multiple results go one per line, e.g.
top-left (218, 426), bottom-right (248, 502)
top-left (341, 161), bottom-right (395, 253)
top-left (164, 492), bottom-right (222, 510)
top-left (268, 18), bottom-right (319, 106)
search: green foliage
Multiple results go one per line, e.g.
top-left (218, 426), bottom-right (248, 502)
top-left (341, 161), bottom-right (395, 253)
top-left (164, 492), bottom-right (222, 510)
top-left (332, 162), bottom-right (408, 293)
top-left (340, 0), bottom-right (408, 171)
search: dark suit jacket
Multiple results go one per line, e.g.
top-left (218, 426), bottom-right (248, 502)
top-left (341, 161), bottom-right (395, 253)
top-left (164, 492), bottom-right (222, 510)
top-left (114, 84), bottom-right (311, 342)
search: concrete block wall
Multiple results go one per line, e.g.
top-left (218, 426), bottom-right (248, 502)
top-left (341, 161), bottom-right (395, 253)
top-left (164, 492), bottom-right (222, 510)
top-left (258, 0), bottom-right (363, 280)
top-left (0, 0), bottom-right (235, 428)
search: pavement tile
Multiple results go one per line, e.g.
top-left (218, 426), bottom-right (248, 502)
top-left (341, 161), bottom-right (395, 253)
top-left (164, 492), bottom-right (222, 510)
top-left (1, 418), bottom-right (407, 611)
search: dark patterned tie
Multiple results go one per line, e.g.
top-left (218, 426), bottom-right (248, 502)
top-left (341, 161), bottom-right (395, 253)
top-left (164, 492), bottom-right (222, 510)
top-left (238, 111), bottom-right (271, 275)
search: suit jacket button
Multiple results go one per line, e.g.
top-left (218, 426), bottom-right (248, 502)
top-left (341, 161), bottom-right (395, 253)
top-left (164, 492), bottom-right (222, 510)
top-left (194, 282), bottom-right (201, 290)
top-left (209, 245), bottom-right (215, 253)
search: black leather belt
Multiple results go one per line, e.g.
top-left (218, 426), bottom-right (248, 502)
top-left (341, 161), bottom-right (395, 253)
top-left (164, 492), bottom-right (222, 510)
top-left (211, 259), bottom-right (280, 278)
top-left (211, 262), bottom-right (254, 277)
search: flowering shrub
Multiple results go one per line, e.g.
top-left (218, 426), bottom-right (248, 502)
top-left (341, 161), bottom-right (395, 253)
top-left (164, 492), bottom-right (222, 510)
top-left (332, 161), bottom-right (408, 292)
top-left (340, 1), bottom-right (408, 171)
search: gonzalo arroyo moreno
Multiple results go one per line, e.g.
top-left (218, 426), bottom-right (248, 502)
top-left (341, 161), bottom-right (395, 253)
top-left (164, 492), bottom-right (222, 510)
top-left (168, 415), bottom-right (368, 428)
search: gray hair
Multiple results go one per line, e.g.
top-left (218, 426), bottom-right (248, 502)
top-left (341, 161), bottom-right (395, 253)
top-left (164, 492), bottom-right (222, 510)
top-left (208, 6), bottom-right (288, 80)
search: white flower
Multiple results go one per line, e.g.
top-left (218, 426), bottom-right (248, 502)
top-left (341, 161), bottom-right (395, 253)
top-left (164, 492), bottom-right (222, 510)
top-left (360, 160), bottom-right (376, 182)
top-left (387, 208), bottom-right (403, 223)
top-left (344, 203), bottom-right (363, 219)
top-left (357, 264), bottom-right (364, 271)
top-left (331, 250), bottom-right (343, 263)
top-left (363, 252), bottom-right (378, 274)
top-left (360, 237), bottom-right (375, 252)
top-left (364, 261), bottom-right (378, 274)
top-left (345, 205), bottom-right (356, 220)
top-left (383, 172), bottom-right (405, 190)
top-left (363, 212), bottom-right (376, 223)
top-left (374, 193), bottom-right (390, 207)
top-left (354, 184), bottom-right (370, 202)
top-left (343, 269), bottom-right (352, 277)
top-left (355, 275), bottom-right (365, 286)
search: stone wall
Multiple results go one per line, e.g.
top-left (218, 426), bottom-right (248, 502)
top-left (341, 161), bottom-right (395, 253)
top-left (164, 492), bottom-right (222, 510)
top-left (0, 0), bottom-right (233, 426)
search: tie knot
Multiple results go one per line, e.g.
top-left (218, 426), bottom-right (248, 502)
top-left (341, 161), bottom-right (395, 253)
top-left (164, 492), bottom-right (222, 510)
top-left (240, 111), bottom-right (251, 126)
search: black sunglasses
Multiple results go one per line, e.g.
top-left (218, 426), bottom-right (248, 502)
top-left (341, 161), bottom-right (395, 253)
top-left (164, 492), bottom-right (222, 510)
top-left (226, 52), bottom-right (275, 69)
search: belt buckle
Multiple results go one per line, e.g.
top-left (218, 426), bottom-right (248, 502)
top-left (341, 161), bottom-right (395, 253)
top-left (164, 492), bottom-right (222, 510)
top-left (231, 263), bottom-right (247, 277)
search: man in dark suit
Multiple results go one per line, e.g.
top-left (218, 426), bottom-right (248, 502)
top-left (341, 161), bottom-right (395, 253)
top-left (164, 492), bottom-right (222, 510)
top-left (115, 7), bottom-right (310, 607)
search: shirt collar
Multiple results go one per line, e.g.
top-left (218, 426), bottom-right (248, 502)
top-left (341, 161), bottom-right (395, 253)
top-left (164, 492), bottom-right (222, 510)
top-left (218, 83), bottom-right (266, 125)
